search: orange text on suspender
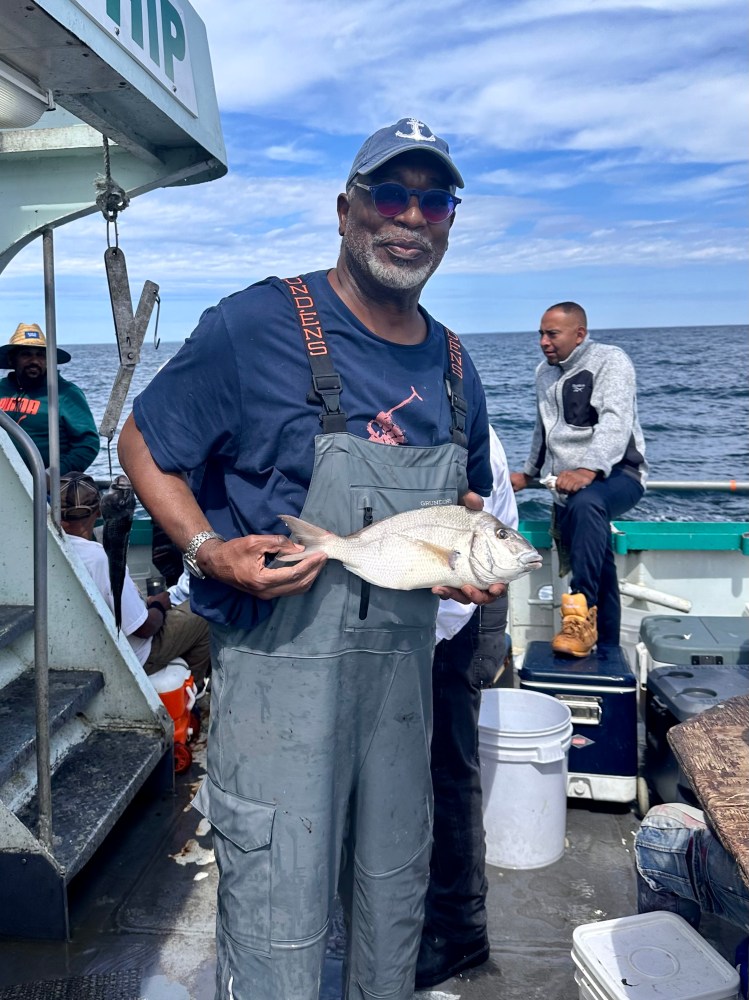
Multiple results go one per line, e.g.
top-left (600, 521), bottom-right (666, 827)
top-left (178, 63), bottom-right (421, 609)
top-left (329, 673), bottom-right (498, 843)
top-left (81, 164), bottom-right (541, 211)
top-left (283, 277), bottom-right (328, 357)
top-left (445, 328), bottom-right (463, 381)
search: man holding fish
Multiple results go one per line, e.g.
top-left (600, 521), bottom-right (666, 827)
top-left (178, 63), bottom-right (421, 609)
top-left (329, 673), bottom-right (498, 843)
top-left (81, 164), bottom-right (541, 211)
top-left (119, 117), bottom-right (539, 1000)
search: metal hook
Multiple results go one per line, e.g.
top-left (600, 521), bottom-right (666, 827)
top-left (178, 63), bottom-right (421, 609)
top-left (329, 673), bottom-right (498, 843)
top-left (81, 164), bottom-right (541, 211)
top-left (152, 292), bottom-right (162, 350)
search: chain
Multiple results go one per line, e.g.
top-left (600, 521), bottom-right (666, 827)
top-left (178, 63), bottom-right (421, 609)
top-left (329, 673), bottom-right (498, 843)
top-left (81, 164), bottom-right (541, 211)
top-left (94, 136), bottom-right (130, 247)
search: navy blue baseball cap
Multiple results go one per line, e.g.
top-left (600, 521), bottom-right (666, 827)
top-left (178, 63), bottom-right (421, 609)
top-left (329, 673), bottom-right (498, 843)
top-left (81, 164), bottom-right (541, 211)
top-left (346, 118), bottom-right (464, 190)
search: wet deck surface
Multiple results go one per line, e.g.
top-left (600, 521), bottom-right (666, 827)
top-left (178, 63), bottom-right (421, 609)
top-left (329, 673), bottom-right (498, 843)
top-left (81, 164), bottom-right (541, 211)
top-left (0, 735), bottom-right (741, 1000)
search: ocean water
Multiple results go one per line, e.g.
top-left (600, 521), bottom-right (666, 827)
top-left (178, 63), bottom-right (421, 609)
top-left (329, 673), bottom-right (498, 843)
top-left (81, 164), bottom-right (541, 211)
top-left (61, 324), bottom-right (748, 522)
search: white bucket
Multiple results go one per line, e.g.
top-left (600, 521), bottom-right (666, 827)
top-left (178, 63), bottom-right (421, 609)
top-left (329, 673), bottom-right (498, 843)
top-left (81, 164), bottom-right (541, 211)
top-left (572, 912), bottom-right (740, 1000)
top-left (478, 688), bottom-right (573, 869)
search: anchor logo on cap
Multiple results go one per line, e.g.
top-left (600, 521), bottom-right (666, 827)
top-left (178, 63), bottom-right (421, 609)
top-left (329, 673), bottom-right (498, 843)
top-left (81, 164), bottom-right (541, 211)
top-left (395, 119), bottom-right (436, 143)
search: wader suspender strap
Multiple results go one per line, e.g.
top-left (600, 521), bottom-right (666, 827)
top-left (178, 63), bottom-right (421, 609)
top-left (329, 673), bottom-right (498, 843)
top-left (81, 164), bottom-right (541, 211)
top-left (282, 282), bottom-right (467, 619)
top-left (283, 277), bottom-right (348, 433)
top-left (282, 277), bottom-right (372, 614)
top-left (443, 327), bottom-right (468, 448)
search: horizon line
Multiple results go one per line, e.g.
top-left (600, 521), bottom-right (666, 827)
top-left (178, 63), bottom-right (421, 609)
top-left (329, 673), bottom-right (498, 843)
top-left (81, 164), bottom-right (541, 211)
top-left (54, 321), bottom-right (749, 346)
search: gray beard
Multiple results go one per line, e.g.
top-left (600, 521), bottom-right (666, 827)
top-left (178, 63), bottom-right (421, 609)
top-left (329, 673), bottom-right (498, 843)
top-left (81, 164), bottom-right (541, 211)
top-left (365, 253), bottom-right (435, 290)
top-left (343, 226), bottom-right (445, 292)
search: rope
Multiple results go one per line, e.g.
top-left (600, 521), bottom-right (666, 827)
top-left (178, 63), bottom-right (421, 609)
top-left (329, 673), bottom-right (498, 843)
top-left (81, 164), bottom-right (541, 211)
top-left (94, 136), bottom-right (130, 246)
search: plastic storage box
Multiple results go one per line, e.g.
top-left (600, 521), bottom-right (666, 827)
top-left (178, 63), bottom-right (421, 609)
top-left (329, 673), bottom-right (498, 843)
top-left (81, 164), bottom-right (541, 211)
top-left (645, 663), bottom-right (749, 806)
top-left (572, 911), bottom-right (740, 1000)
top-left (637, 615), bottom-right (749, 688)
top-left (519, 641), bottom-right (637, 803)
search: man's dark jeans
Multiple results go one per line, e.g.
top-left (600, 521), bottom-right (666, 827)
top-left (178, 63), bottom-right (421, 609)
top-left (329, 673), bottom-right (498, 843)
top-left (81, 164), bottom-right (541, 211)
top-left (555, 469), bottom-right (644, 646)
top-left (423, 596), bottom-right (509, 942)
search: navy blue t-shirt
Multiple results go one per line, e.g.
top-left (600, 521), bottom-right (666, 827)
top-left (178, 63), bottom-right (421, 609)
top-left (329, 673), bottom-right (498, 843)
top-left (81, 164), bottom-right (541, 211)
top-left (134, 270), bottom-right (492, 628)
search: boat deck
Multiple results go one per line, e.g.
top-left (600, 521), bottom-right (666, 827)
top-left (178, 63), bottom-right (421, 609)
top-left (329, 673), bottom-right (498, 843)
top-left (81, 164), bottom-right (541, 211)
top-left (0, 722), bottom-right (742, 1000)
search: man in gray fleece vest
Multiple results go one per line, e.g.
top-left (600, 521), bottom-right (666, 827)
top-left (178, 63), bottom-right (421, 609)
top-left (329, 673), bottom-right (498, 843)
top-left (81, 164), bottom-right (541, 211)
top-left (511, 302), bottom-right (647, 656)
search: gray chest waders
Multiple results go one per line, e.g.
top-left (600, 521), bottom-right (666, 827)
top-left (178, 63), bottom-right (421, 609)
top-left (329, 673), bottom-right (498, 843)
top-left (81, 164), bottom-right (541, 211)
top-left (193, 279), bottom-right (470, 1000)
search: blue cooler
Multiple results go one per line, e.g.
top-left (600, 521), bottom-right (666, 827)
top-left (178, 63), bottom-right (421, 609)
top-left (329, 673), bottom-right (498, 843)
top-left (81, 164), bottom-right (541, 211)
top-left (645, 663), bottom-right (749, 806)
top-left (519, 641), bottom-right (637, 803)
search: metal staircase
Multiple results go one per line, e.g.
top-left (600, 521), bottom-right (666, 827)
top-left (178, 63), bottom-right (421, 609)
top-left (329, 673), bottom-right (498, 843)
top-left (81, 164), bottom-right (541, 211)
top-left (0, 431), bottom-right (172, 940)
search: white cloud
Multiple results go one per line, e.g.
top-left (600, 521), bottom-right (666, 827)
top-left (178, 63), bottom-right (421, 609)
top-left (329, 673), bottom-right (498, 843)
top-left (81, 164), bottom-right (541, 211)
top-left (4, 178), bottom-right (743, 301)
top-left (1, 0), bottom-right (745, 334)
top-left (265, 143), bottom-right (323, 164)
top-left (192, 0), bottom-right (747, 165)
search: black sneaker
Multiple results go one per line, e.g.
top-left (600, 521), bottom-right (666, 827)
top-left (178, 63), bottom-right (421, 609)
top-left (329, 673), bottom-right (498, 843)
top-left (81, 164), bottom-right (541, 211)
top-left (414, 930), bottom-right (490, 990)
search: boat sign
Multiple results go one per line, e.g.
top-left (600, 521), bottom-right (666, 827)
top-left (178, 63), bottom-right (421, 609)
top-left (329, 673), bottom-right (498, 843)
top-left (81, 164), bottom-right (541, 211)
top-left (72, 0), bottom-right (198, 116)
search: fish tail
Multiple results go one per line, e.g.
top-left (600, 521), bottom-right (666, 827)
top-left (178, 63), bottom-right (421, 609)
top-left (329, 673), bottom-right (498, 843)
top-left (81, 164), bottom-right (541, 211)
top-left (276, 514), bottom-right (336, 560)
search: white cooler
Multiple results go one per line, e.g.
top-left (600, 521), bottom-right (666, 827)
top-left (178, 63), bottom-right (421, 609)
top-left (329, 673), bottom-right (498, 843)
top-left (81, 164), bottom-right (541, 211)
top-left (572, 912), bottom-right (740, 1000)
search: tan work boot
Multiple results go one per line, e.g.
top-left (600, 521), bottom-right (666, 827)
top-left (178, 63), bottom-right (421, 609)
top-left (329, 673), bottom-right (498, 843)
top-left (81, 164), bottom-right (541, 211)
top-left (551, 593), bottom-right (598, 657)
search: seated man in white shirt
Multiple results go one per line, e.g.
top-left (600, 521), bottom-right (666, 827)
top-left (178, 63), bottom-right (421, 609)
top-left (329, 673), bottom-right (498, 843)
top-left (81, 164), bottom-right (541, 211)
top-left (59, 472), bottom-right (210, 685)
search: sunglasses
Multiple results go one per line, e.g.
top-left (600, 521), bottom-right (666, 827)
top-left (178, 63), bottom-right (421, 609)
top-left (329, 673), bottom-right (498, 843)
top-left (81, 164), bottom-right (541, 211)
top-left (354, 182), bottom-right (461, 224)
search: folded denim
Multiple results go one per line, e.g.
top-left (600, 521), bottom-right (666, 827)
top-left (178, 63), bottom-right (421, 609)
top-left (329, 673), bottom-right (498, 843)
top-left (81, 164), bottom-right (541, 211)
top-left (635, 804), bottom-right (749, 931)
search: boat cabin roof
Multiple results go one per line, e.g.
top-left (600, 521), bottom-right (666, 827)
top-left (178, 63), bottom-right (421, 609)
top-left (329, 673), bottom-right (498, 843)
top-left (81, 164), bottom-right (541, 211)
top-left (0, 0), bottom-right (227, 272)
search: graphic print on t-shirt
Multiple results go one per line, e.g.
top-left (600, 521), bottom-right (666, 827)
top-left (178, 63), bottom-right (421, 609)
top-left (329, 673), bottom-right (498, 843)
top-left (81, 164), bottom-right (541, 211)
top-left (0, 395), bottom-right (41, 423)
top-left (367, 386), bottom-right (424, 445)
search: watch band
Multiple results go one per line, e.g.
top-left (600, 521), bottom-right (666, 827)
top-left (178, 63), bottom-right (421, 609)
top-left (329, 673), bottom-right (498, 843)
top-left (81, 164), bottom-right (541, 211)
top-left (183, 530), bottom-right (225, 579)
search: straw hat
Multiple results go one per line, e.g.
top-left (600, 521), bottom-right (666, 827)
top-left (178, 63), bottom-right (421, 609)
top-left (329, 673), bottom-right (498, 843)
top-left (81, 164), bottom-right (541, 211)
top-left (0, 323), bottom-right (72, 368)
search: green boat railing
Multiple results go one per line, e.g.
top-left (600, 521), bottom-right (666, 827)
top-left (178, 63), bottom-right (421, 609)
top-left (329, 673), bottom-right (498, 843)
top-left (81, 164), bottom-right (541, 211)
top-left (518, 520), bottom-right (749, 555)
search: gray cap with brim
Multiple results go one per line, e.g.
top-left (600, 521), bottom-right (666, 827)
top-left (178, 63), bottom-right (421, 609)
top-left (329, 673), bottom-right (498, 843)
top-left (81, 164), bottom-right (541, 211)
top-left (346, 117), bottom-right (464, 190)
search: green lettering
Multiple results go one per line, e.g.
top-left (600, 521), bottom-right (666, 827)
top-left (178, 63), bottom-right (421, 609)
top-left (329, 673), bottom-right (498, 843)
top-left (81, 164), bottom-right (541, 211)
top-left (160, 0), bottom-right (186, 82)
top-left (147, 0), bottom-right (159, 65)
top-left (106, 0), bottom-right (144, 49)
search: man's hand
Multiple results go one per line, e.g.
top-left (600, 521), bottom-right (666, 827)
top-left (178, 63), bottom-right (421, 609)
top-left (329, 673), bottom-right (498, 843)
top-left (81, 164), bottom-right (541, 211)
top-left (432, 490), bottom-right (506, 605)
top-left (198, 535), bottom-right (327, 600)
top-left (457, 489), bottom-right (484, 512)
top-left (555, 468), bottom-right (597, 494)
top-left (432, 580), bottom-right (508, 606)
top-left (510, 472), bottom-right (530, 493)
top-left (147, 592), bottom-right (171, 613)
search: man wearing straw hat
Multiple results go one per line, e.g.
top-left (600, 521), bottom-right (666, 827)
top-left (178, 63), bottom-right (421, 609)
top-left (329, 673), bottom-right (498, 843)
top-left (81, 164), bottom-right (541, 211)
top-left (0, 322), bottom-right (99, 474)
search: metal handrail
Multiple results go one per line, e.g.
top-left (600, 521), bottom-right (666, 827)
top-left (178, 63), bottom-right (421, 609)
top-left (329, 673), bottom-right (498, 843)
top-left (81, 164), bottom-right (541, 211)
top-left (0, 412), bottom-right (52, 849)
top-left (43, 229), bottom-right (61, 528)
top-left (528, 478), bottom-right (749, 494)
top-left (647, 480), bottom-right (749, 493)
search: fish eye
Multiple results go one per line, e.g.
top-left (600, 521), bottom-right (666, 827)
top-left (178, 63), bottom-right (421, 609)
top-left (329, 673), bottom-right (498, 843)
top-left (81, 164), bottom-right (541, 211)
top-left (496, 528), bottom-right (508, 539)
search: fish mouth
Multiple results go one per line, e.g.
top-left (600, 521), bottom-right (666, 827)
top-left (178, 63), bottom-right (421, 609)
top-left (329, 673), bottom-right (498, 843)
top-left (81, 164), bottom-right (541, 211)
top-left (520, 551), bottom-right (544, 570)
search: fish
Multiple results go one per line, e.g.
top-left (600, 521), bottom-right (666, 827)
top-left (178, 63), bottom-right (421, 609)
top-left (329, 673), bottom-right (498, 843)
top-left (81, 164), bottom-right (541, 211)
top-left (277, 505), bottom-right (543, 591)
top-left (100, 473), bottom-right (136, 631)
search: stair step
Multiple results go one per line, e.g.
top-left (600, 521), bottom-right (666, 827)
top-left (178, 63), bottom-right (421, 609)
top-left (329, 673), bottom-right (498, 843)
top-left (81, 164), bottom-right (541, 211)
top-left (17, 728), bottom-right (166, 879)
top-left (0, 604), bottom-right (34, 650)
top-left (0, 669), bottom-right (105, 786)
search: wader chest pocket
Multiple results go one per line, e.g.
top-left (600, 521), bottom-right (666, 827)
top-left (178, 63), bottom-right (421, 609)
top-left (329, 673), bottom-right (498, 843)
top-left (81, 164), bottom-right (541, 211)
top-left (345, 486), bottom-right (453, 632)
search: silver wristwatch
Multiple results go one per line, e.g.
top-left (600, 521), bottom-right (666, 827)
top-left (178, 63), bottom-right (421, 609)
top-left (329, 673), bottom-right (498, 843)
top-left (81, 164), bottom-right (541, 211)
top-left (183, 530), bottom-right (225, 579)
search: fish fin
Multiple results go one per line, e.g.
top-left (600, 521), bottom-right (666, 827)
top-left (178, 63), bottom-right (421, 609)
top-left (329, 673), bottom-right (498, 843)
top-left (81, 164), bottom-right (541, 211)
top-left (267, 554), bottom-right (306, 567)
top-left (276, 514), bottom-right (336, 560)
top-left (419, 541), bottom-right (462, 569)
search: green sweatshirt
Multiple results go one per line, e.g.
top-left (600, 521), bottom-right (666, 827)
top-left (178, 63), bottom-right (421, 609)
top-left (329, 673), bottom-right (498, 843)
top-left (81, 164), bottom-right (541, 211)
top-left (0, 371), bottom-right (100, 474)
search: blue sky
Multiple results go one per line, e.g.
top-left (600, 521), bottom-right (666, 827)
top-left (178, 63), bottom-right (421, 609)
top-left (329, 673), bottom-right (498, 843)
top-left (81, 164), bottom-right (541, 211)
top-left (2, 0), bottom-right (747, 342)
